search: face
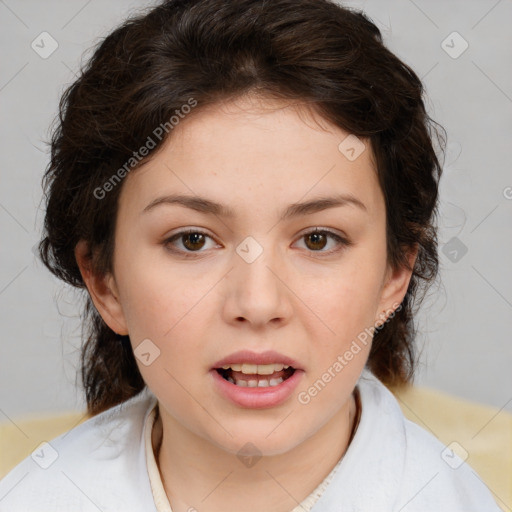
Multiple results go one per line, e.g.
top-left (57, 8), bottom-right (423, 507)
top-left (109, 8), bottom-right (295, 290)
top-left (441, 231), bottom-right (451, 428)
top-left (79, 94), bottom-right (413, 457)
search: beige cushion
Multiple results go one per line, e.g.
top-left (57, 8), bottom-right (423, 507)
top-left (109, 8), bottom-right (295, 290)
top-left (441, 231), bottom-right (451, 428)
top-left (1, 387), bottom-right (510, 511)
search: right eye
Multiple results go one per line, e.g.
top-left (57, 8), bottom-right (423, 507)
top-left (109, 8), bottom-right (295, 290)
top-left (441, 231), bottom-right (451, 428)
top-left (163, 229), bottom-right (220, 254)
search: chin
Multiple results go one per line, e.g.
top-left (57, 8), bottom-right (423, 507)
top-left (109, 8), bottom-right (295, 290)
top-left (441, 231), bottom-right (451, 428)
top-left (204, 421), bottom-right (309, 459)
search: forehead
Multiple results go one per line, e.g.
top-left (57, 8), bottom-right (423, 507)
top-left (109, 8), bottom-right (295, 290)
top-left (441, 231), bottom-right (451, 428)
top-left (119, 94), bottom-right (382, 219)
top-left (165, 94), bottom-right (365, 162)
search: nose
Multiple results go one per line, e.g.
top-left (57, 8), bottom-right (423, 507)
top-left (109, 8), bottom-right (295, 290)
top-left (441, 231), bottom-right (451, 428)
top-left (221, 242), bottom-right (293, 329)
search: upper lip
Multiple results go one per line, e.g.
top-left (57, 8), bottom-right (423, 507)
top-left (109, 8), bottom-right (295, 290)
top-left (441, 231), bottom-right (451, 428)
top-left (212, 350), bottom-right (302, 370)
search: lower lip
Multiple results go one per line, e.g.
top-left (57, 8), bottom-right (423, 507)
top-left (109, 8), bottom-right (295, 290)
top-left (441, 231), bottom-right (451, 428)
top-left (210, 368), bottom-right (304, 409)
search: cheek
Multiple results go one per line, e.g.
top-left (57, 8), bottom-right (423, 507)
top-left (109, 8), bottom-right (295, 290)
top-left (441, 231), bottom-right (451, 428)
top-left (304, 253), bottom-right (385, 343)
top-left (123, 279), bottom-right (209, 359)
top-left (115, 242), bottom-right (200, 335)
top-left (121, 267), bottom-right (209, 399)
top-left (112, 257), bottom-right (210, 391)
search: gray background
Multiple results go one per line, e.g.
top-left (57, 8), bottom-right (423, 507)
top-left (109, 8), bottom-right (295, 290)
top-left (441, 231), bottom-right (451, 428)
top-left (1, 0), bottom-right (511, 420)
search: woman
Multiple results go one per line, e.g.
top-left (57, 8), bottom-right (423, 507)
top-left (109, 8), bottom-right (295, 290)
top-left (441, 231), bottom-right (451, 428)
top-left (0, 0), bottom-right (501, 510)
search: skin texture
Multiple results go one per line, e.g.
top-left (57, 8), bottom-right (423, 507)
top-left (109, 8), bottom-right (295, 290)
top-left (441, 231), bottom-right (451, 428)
top-left (75, 94), bottom-right (416, 512)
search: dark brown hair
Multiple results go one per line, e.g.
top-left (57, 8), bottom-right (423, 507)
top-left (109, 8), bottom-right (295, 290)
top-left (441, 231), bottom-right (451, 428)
top-left (38, 0), bottom-right (445, 417)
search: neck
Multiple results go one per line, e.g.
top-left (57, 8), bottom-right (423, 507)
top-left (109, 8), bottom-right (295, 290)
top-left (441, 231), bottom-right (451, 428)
top-left (152, 390), bottom-right (360, 512)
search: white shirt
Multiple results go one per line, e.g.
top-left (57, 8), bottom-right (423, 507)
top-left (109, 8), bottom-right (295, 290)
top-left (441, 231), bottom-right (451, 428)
top-left (0, 368), bottom-right (501, 511)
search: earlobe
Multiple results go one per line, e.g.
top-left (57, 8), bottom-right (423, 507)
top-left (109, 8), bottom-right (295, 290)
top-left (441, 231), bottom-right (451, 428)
top-left (376, 244), bottom-right (418, 324)
top-left (74, 240), bottom-right (129, 336)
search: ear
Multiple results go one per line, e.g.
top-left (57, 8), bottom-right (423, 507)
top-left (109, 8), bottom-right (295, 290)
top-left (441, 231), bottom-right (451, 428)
top-left (374, 244), bottom-right (418, 326)
top-left (74, 239), bottom-right (129, 336)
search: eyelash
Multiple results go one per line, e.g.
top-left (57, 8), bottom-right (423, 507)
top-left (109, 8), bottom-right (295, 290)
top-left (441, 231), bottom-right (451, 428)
top-left (163, 228), bottom-right (352, 257)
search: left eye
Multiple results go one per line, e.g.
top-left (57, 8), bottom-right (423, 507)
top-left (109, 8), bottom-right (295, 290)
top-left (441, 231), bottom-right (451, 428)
top-left (294, 229), bottom-right (349, 253)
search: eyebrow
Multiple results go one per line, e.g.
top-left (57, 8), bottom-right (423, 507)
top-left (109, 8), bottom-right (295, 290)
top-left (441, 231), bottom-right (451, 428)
top-left (141, 192), bottom-right (367, 220)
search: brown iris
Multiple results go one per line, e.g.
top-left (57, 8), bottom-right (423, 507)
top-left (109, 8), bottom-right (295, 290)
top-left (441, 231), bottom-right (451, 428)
top-left (182, 232), bottom-right (207, 251)
top-left (304, 231), bottom-right (328, 251)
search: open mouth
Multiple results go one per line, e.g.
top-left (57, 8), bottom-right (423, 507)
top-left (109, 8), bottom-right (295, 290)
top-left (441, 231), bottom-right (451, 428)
top-left (215, 365), bottom-right (296, 388)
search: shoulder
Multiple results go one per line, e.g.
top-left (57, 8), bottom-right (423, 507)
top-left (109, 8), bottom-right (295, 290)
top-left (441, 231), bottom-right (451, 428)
top-left (313, 369), bottom-right (501, 512)
top-left (360, 370), bottom-right (502, 511)
top-left (0, 388), bottom-right (158, 512)
top-left (397, 417), bottom-right (501, 511)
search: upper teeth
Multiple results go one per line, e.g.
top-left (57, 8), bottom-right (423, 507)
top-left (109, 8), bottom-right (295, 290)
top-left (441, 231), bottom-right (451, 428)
top-left (221, 363), bottom-right (290, 375)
